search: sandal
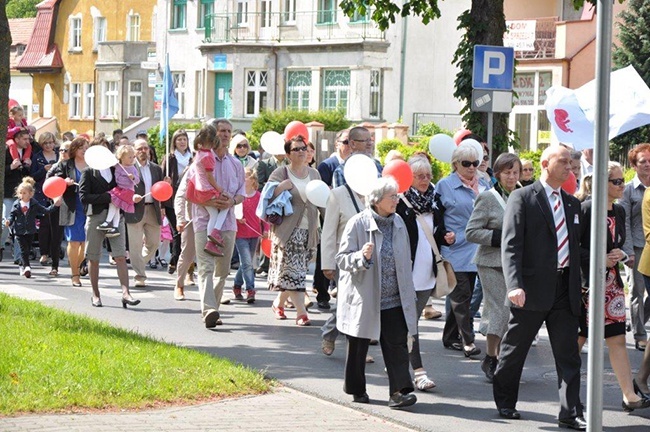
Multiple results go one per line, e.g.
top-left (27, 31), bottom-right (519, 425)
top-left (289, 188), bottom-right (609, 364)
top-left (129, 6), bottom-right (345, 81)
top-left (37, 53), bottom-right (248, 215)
top-left (71, 275), bottom-right (82, 287)
top-left (296, 314), bottom-right (311, 326)
top-left (322, 339), bottom-right (335, 356)
top-left (49, 269), bottom-right (58, 276)
top-left (414, 371), bottom-right (436, 391)
top-left (272, 304), bottom-right (287, 320)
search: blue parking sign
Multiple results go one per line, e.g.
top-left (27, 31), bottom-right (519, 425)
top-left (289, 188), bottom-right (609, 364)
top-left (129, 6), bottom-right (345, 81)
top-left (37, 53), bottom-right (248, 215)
top-left (472, 45), bottom-right (515, 90)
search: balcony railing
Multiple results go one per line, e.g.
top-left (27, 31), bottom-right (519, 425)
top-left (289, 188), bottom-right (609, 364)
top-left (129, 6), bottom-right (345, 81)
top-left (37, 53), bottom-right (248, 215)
top-left (513, 17), bottom-right (558, 60)
top-left (204, 10), bottom-right (385, 44)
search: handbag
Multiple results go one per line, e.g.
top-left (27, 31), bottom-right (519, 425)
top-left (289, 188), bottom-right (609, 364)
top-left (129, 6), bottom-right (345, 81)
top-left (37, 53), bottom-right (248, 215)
top-left (400, 196), bottom-right (457, 298)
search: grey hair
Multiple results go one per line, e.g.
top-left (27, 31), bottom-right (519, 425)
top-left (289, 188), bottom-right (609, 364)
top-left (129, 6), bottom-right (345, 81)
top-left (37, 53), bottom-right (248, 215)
top-left (451, 142), bottom-right (479, 172)
top-left (408, 155), bottom-right (432, 175)
top-left (367, 177), bottom-right (399, 207)
top-left (206, 118), bottom-right (232, 129)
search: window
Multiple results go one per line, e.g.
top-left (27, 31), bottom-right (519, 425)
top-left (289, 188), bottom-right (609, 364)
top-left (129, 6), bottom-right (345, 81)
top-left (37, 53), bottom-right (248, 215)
top-left (69, 16), bottom-right (82, 51)
top-left (93, 17), bottom-right (106, 51)
top-left (101, 81), bottom-right (119, 118)
top-left (127, 11), bottom-right (141, 41)
top-left (198, 0), bottom-right (214, 29)
top-left (283, 0), bottom-right (296, 24)
top-left (369, 69), bottom-right (382, 119)
top-left (195, 70), bottom-right (205, 118)
top-left (246, 70), bottom-right (268, 116)
top-left (128, 81), bottom-right (143, 117)
top-left (322, 69), bottom-right (350, 115)
top-left (172, 72), bottom-right (186, 115)
top-left (317, 0), bottom-right (336, 24)
top-left (237, 0), bottom-right (249, 26)
top-left (261, 1), bottom-right (272, 28)
top-left (69, 83), bottom-right (81, 119)
top-left (286, 70), bottom-right (311, 111)
top-left (83, 83), bottom-right (95, 119)
top-left (171, 0), bottom-right (186, 29)
top-left (350, 3), bottom-right (370, 23)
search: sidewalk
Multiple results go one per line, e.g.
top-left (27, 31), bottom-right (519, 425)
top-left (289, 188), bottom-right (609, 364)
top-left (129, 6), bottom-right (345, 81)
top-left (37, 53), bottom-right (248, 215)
top-left (0, 387), bottom-right (415, 432)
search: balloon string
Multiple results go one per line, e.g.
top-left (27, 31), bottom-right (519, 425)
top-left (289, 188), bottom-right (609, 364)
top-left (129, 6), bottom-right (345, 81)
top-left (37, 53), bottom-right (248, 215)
top-left (118, 163), bottom-right (137, 184)
top-left (239, 220), bottom-right (263, 237)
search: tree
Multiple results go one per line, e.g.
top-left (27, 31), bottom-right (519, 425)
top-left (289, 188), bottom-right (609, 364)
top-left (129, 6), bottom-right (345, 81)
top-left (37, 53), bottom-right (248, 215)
top-left (612, 0), bottom-right (650, 157)
top-left (6, 0), bottom-right (39, 19)
top-left (1, 0), bottom-right (11, 240)
top-left (340, 0), bottom-right (596, 155)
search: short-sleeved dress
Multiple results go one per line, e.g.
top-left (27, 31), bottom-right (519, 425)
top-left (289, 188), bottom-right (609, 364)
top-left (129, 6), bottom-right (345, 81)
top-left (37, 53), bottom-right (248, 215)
top-left (188, 149), bottom-right (221, 203)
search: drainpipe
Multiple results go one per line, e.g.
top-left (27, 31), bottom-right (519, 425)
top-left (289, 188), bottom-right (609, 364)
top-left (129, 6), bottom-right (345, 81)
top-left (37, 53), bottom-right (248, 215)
top-left (398, 14), bottom-right (408, 121)
top-left (272, 47), bottom-right (278, 110)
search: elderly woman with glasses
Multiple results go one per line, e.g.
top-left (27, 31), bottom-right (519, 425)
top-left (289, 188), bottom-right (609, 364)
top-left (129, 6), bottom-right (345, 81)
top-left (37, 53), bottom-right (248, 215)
top-left (435, 142), bottom-right (492, 358)
top-left (395, 154), bottom-right (455, 391)
top-left (337, 176), bottom-right (418, 408)
top-left (267, 136), bottom-right (321, 326)
top-left (31, 132), bottom-right (62, 274)
top-left (519, 158), bottom-right (535, 187)
top-left (230, 133), bottom-right (258, 169)
top-left (466, 153), bottom-right (522, 382)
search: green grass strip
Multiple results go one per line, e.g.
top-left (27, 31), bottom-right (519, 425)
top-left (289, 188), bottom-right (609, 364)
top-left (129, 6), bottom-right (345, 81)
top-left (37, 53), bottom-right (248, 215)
top-left (0, 293), bottom-right (270, 415)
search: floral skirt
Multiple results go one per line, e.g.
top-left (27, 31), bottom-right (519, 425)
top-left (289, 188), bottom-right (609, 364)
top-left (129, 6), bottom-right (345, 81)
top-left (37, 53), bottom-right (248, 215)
top-left (580, 267), bottom-right (626, 338)
top-left (268, 227), bottom-right (313, 292)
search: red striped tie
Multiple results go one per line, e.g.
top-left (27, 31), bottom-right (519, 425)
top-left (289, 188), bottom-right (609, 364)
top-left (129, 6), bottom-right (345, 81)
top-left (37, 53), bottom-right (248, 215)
top-left (552, 191), bottom-right (569, 268)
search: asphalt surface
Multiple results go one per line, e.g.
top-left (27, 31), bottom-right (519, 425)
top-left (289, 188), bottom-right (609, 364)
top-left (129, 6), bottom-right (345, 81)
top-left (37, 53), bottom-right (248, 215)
top-left (1, 250), bottom-right (649, 431)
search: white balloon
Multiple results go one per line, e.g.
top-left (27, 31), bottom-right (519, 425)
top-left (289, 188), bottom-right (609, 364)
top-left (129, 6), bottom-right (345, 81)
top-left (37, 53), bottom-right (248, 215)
top-left (428, 134), bottom-right (455, 163)
top-left (234, 203), bottom-right (243, 219)
top-left (85, 145), bottom-right (118, 170)
top-left (344, 154), bottom-right (379, 196)
top-left (305, 180), bottom-right (330, 208)
top-left (260, 131), bottom-right (285, 155)
top-left (461, 138), bottom-right (484, 160)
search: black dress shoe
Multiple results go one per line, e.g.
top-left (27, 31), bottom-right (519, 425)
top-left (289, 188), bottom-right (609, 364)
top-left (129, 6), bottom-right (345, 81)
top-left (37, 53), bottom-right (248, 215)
top-left (353, 392), bottom-right (369, 403)
top-left (444, 342), bottom-right (463, 351)
top-left (498, 408), bottom-right (520, 419)
top-left (464, 345), bottom-right (482, 357)
top-left (558, 416), bottom-right (587, 430)
top-left (388, 392), bottom-right (416, 409)
top-left (622, 397), bottom-right (650, 412)
top-left (317, 301), bottom-right (331, 310)
top-left (633, 379), bottom-right (650, 399)
top-left (481, 355), bottom-right (498, 382)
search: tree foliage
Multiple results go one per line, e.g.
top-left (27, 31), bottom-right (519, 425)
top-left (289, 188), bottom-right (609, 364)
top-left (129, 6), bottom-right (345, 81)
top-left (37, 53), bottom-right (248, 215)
top-left (611, 0), bottom-right (650, 158)
top-left (6, 0), bottom-right (39, 18)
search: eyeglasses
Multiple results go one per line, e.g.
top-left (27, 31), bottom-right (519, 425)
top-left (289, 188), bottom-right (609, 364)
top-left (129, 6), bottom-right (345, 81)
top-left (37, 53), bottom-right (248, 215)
top-left (384, 194), bottom-right (399, 201)
top-left (236, 143), bottom-right (249, 149)
top-left (60, 149), bottom-right (69, 153)
top-left (460, 160), bottom-right (480, 168)
top-left (136, 146), bottom-right (150, 151)
top-left (608, 178), bottom-right (625, 186)
top-left (415, 173), bottom-right (432, 181)
top-left (483, 155), bottom-right (489, 162)
top-left (522, 168), bottom-right (534, 172)
top-left (338, 139), bottom-right (349, 145)
top-left (42, 141), bottom-right (55, 145)
top-left (290, 146), bottom-right (308, 153)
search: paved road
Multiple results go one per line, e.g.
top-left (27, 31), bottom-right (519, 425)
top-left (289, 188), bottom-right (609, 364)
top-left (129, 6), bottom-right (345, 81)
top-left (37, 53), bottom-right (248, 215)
top-left (1, 253), bottom-right (649, 431)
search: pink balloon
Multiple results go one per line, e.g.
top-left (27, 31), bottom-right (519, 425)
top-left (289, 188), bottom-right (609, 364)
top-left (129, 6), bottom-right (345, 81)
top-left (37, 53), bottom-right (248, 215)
top-left (561, 171), bottom-right (577, 195)
top-left (151, 181), bottom-right (173, 202)
top-left (382, 160), bottom-right (413, 193)
top-left (284, 121), bottom-right (309, 143)
top-left (453, 128), bottom-right (472, 145)
top-left (43, 177), bottom-right (67, 199)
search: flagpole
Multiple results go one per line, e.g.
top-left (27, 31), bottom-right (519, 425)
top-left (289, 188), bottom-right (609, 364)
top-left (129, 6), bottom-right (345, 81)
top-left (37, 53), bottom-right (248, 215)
top-left (164, 53), bottom-right (170, 178)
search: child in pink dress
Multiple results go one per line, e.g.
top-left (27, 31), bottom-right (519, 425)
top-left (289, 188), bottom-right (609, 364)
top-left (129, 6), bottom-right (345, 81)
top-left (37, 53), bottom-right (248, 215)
top-left (187, 136), bottom-right (226, 257)
top-left (98, 145), bottom-right (140, 237)
top-left (7, 106), bottom-right (33, 163)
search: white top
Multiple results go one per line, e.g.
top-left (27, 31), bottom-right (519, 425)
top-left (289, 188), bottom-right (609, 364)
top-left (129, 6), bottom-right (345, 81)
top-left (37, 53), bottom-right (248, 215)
top-left (412, 212), bottom-right (437, 292)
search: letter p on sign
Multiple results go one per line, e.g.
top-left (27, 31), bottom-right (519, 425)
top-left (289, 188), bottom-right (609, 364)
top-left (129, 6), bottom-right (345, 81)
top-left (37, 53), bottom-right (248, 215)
top-left (472, 45), bottom-right (515, 91)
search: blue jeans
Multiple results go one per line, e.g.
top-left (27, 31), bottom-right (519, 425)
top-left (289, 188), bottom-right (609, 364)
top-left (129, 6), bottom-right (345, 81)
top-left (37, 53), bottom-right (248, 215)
top-left (234, 237), bottom-right (259, 290)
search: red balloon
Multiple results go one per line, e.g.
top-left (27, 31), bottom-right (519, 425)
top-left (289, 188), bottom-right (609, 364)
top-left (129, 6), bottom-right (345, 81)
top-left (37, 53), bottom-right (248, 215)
top-left (151, 181), bottom-right (173, 201)
top-left (561, 171), bottom-right (577, 195)
top-left (453, 128), bottom-right (472, 145)
top-left (261, 237), bottom-right (272, 258)
top-left (284, 121), bottom-right (309, 143)
top-left (382, 160), bottom-right (413, 193)
top-left (43, 177), bottom-right (67, 199)
top-left (8, 99), bottom-right (20, 110)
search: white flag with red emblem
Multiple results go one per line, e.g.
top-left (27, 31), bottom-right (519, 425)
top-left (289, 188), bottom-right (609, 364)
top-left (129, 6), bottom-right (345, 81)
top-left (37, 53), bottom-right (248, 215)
top-left (545, 66), bottom-right (650, 150)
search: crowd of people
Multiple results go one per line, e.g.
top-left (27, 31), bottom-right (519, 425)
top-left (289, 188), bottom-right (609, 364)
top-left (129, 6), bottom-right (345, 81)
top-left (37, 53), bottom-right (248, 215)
top-left (3, 117), bottom-right (650, 429)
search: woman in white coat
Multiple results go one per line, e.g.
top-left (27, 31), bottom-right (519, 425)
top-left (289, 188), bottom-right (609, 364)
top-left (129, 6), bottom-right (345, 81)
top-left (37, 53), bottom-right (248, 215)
top-left (336, 177), bottom-right (418, 409)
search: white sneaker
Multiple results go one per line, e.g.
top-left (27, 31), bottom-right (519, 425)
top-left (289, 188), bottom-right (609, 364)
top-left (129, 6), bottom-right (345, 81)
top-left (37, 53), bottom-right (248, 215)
top-left (24, 266), bottom-right (31, 278)
top-left (19, 266), bottom-right (25, 276)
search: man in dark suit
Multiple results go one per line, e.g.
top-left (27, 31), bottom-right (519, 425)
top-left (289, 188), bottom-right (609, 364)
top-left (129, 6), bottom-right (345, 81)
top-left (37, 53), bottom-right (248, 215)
top-left (317, 129), bottom-right (350, 187)
top-left (79, 161), bottom-right (139, 308)
top-left (494, 145), bottom-right (586, 430)
top-left (125, 139), bottom-right (165, 287)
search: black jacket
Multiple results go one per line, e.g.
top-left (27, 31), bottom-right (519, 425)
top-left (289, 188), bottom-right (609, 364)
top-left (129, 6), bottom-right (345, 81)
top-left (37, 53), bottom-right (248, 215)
top-left (8, 198), bottom-right (56, 235)
top-left (79, 167), bottom-right (117, 216)
top-left (4, 148), bottom-right (31, 197)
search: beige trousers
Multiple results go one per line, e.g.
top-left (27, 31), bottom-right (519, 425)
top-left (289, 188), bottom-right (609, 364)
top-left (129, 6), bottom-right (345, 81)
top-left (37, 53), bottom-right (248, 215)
top-left (194, 229), bottom-right (236, 318)
top-left (127, 205), bottom-right (161, 282)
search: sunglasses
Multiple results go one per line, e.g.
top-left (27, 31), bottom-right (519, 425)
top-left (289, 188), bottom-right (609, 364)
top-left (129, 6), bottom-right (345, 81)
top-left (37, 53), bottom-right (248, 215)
top-left (460, 160), bottom-right (480, 168)
top-left (483, 155), bottom-right (489, 162)
top-left (236, 143), bottom-right (249, 149)
top-left (60, 149), bottom-right (69, 153)
top-left (290, 146), bottom-right (308, 153)
top-left (608, 178), bottom-right (625, 186)
top-left (338, 139), bottom-right (349, 145)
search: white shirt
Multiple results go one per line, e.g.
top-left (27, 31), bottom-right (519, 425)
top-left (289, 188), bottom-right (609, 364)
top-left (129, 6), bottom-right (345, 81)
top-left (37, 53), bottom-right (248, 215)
top-left (138, 160), bottom-right (153, 203)
top-left (412, 213), bottom-right (437, 292)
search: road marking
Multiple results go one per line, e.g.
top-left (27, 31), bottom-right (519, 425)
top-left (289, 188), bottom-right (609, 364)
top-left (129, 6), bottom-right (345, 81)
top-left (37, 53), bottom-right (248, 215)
top-left (0, 285), bottom-right (66, 301)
